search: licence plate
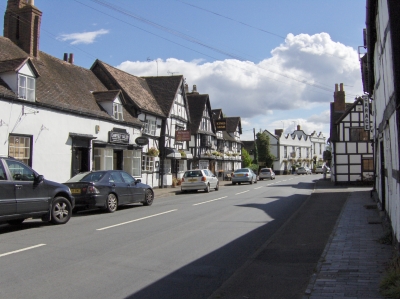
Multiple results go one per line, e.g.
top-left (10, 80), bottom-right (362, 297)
top-left (188, 179), bottom-right (197, 182)
top-left (70, 188), bottom-right (81, 194)
top-left (236, 174), bottom-right (244, 177)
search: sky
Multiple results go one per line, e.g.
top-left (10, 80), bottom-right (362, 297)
top-left (0, 0), bottom-right (367, 141)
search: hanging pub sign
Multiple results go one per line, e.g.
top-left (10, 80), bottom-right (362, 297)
top-left (175, 130), bottom-right (191, 141)
top-left (135, 136), bottom-right (149, 146)
top-left (362, 95), bottom-right (370, 131)
top-left (108, 130), bottom-right (129, 144)
top-left (215, 119), bottom-right (226, 131)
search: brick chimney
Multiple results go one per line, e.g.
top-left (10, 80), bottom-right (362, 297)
top-left (3, 0), bottom-right (42, 58)
top-left (275, 129), bottom-right (283, 137)
top-left (333, 83), bottom-right (346, 112)
top-left (192, 85), bottom-right (198, 93)
top-left (297, 125), bottom-right (301, 131)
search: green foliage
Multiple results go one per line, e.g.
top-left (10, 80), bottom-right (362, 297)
top-left (252, 142), bottom-right (258, 164)
top-left (256, 132), bottom-right (275, 167)
top-left (248, 164), bottom-right (259, 173)
top-left (241, 148), bottom-right (253, 167)
top-left (380, 253), bottom-right (400, 298)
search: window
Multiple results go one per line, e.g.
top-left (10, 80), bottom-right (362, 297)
top-left (18, 74), bottom-right (35, 101)
top-left (8, 135), bottom-right (31, 166)
top-left (93, 148), bottom-right (113, 170)
top-left (123, 149), bottom-right (141, 177)
top-left (0, 162), bottom-right (7, 180)
top-left (144, 119), bottom-right (156, 135)
top-left (121, 171), bottom-right (135, 184)
top-left (350, 128), bottom-right (369, 141)
top-left (284, 146), bottom-right (287, 158)
top-left (113, 102), bottom-right (123, 120)
top-left (142, 155), bottom-right (155, 172)
top-left (6, 160), bottom-right (35, 181)
top-left (362, 159), bottom-right (374, 171)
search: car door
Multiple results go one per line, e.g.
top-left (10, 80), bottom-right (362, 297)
top-left (108, 171), bottom-right (131, 205)
top-left (0, 160), bottom-right (17, 216)
top-left (5, 160), bottom-right (49, 214)
top-left (206, 170), bottom-right (217, 188)
top-left (120, 171), bottom-right (143, 203)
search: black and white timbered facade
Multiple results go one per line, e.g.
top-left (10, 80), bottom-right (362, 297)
top-left (330, 84), bottom-right (373, 183)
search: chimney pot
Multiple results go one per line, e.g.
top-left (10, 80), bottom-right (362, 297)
top-left (68, 53), bottom-right (74, 64)
top-left (297, 125), bottom-right (300, 131)
top-left (63, 53), bottom-right (68, 61)
top-left (333, 83), bottom-right (346, 111)
top-left (192, 85), bottom-right (197, 93)
top-left (275, 129), bottom-right (283, 137)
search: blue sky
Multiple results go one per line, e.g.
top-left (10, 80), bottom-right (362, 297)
top-left (1, 0), bottom-right (367, 140)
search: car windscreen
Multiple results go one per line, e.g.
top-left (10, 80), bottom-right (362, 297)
top-left (261, 169), bottom-right (270, 173)
top-left (67, 172), bottom-right (106, 183)
top-left (184, 171), bottom-right (202, 178)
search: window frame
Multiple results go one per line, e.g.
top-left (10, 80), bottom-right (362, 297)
top-left (8, 134), bottom-right (32, 166)
top-left (113, 102), bottom-right (123, 120)
top-left (350, 128), bottom-right (369, 141)
top-left (144, 119), bottom-right (157, 136)
top-left (18, 74), bottom-right (36, 102)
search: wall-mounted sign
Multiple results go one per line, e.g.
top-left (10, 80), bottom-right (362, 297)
top-left (135, 136), bottom-right (149, 146)
top-left (109, 131), bottom-right (129, 144)
top-left (175, 130), bottom-right (191, 141)
top-left (362, 96), bottom-right (370, 131)
top-left (215, 120), bottom-right (226, 131)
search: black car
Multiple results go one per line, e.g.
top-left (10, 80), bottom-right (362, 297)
top-left (0, 156), bottom-right (74, 225)
top-left (64, 170), bottom-right (154, 213)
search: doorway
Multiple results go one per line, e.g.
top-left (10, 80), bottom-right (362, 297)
top-left (72, 147), bottom-right (89, 177)
top-left (113, 150), bottom-right (123, 170)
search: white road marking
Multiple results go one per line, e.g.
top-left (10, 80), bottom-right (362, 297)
top-left (0, 244), bottom-right (46, 258)
top-left (254, 187), bottom-right (263, 189)
top-left (235, 190), bottom-right (249, 195)
top-left (97, 209), bottom-right (177, 231)
top-left (193, 196), bottom-right (228, 206)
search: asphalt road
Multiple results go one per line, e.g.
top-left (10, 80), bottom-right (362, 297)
top-left (0, 174), bottom-right (344, 299)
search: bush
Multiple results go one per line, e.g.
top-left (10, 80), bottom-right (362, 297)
top-left (248, 164), bottom-right (259, 173)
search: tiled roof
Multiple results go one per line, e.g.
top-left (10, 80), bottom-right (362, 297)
top-left (226, 117), bottom-right (242, 134)
top-left (187, 93), bottom-right (215, 136)
top-left (93, 90), bottom-right (121, 103)
top-left (212, 109), bottom-right (223, 120)
top-left (143, 76), bottom-right (184, 117)
top-left (0, 37), bottom-right (142, 127)
top-left (0, 58), bottom-right (28, 73)
top-left (91, 60), bottom-right (165, 118)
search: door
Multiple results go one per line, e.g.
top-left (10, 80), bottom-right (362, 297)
top-left (72, 147), bottom-right (90, 177)
top-left (5, 160), bottom-right (49, 214)
top-left (0, 161), bottom-right (16, 216)
top-left (108, 171), bottom-right (131, 205)
top-left (380, 141), bottom-right (386, 211)
top-left (113, 150), bottom-right (123, 170)
top-left (121, 171), bottom-right (144, 203)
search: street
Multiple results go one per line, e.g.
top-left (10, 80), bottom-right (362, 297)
top-left (1, 175), bottom-right (320, 299)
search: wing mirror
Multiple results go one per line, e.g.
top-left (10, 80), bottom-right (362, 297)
top-left (35, 175), bottom-right (44, 183)
top-left (135, 179), bottom-right (141, 184)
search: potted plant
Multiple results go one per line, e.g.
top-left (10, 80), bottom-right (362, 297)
top-left (179, 150), bottom-right (186, 158)
top-left (147, 147), bottom-right (159, 157)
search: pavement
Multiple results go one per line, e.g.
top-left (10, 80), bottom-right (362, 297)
top-left (152, 176), bottom-right (393, 299)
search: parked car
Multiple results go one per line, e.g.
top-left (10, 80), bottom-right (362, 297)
top-left (259, 168), bottom-right (275, 180)
top-left (0, 156), bottom-right (74, 225)
top-left (181, 169), bottom-right (219, 193)
top-left (315, 165), bottom-right (330, 174)
top-left (297, 167), bottom-right (312, 175)
top-left (315, 166), bottom-right (324, 173)
top-left (64, 170), bottom-right (153, 212)
top-left (232, 168), bottom-right (258, 185)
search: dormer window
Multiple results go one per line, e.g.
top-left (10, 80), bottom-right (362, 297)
top-left (113, 100), bottom-right (123, 120)
top-left (18, 74), bottom-right (35, 102)
top-left (143, 119), bottom-right (156, 135)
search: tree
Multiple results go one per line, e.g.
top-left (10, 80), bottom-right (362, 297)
top-left (256, 132), bottom-right (276, 168)
top-left (252, 141), bottom-right (258, 165)
top-left (241, 148), bottom-right (253, 167)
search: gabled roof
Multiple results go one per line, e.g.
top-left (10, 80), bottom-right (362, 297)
top-left (330, 102), bottom-right (355, 141)
top-left (226, 117), bottom-right (242, 134)
top-left (335, 97), bottom-right (363, 124)
top-left (143, 75), bottom-right (185, 117)
top-left (93, 90), bottom-right (122, 103)
top-left (212, 109), bottom-right (223, 120)
top-left (91, 60), bottom-right (165, 118)
top-left (187, 93), bottom-right (215, 135)
top-left (0, 36), bottom-right (142, 127)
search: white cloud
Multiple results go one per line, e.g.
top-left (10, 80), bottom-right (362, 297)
top-left (117, 33), bottom-right (362, 141)
top-left (57, 29), bottom-right (109, 45)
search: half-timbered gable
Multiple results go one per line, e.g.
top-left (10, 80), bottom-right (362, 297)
top-left (144, 75), bottom-right (191, 185)
top-left (332, 97), bottom-right (373, 183)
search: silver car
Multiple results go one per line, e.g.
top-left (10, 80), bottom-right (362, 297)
top-left (181, 169), bottom-right (219, 193)
top-left (259, 168), bottom-right (275, 180)
top-left (297, 167), bottom-right (312, 175)
top-left (232, 168), bottom-right (258, 185)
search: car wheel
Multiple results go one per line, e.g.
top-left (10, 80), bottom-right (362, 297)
top-left (205, 184), bottom-right (210, 193)
top-left (142, 189), bottom-right (154, 206)
top-left (50, 197), bottom-right (72, 224)
top-left (254, 178), bottom-right (257, 184)
top-left (181, 189), bottom-right (187, 194)
top-left (106, 193), bottom-right (118, 213)
top-left (238, 182), bottom-right (241, 185)
top-left (7, 219), bottom-right (25, 225)
top-left (232, 182), bottom-right (236, 185)
top-left (215, 181), bottom-right (219, 191)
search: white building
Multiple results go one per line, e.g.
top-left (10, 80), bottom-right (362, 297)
top-left (362, 0), bottom-right (400, 245)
